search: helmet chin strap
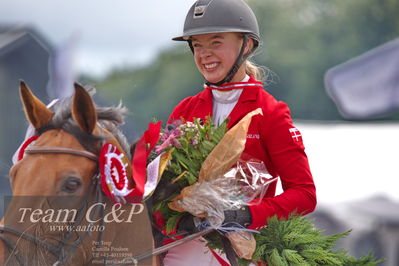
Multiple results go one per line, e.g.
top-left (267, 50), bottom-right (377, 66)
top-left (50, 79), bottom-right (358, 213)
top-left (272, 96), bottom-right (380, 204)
top-left (206, 34), bottom-right (249, 86)
top-left (188, 34), bottom-right (254, 86)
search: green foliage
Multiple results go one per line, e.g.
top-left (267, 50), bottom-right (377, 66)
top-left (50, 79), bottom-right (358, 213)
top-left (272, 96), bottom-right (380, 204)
top-left (282, 249), bottom-right (308, 265)
top-left (165, 212), bottom-right (186, 234)
top-left (203, 231), bottom-right (224, 251)
top-left (250, 215), bottom-right (382, 266)
top-left (166, 117), bottom-right (227, 181)
top-left (204, 215), bottom-right (381, 265)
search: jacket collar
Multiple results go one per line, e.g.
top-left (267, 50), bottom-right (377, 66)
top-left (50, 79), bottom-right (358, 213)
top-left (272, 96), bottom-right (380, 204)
top-left (200, 75), bottom-right (262, 103)
top-left (205, 76), bottom-right (263, 91)
top-left (198, 76), bottom-right (263, 128)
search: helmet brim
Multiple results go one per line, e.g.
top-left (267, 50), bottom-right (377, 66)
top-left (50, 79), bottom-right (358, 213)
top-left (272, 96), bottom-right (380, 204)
top-left (172, 27), bottom-right (258, 41)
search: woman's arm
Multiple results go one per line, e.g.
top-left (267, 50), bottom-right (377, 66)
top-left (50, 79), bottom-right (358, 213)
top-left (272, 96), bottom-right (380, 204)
top-left (248, 101), bottom-right (317, 229)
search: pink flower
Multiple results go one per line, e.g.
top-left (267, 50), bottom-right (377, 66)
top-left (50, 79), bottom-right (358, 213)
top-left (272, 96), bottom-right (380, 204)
top-left (155, 125), bottom-right (182, 154)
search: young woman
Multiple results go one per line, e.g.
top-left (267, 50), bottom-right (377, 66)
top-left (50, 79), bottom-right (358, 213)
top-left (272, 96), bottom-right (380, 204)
top-left (158, 0), bottom-right (317, 265)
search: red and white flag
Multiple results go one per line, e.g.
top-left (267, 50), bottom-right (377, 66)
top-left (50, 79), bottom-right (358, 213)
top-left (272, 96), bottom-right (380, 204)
top-left (289, 127), bottom-right (302, 143)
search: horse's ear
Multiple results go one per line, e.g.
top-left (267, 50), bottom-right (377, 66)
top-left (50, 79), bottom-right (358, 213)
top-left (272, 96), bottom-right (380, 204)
top-left (19, 80), bottom-right (53, 129)
top-left (72, 83), bottom-right (97, 134)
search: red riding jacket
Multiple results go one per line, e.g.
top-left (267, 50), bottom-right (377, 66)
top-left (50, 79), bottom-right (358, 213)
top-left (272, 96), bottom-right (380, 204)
top-left (168, 76), bottom-right (317, 229)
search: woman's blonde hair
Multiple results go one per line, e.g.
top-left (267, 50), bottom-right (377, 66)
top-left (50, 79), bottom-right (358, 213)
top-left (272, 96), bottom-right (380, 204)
top-left (245, 60), bottom-right (267, 82)
top-left (242, 35), bottom-right (275, 84)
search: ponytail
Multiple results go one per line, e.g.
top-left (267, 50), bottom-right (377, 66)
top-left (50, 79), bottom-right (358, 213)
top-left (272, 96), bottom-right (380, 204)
top-left (244, 57), bottom-right (277, 86)
top-left (245, 60), bottom-right (266, 82)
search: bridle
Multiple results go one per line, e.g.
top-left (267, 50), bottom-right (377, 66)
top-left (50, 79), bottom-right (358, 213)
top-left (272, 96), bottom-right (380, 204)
top-left (0, 145), bottom-right (106, 266)
top-left (0, 132), bottom-right (210, 266)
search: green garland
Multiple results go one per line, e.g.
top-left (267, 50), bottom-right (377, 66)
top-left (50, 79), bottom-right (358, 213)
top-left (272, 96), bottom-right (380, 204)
top-left (206, 215), bottom-right (382, 266)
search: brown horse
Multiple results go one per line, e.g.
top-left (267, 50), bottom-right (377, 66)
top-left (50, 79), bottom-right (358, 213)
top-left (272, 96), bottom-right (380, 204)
top-left (0, 82), bottom-right (156, 265)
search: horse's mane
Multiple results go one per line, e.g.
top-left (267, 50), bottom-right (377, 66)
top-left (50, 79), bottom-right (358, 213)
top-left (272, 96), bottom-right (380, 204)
top-left (38, 88), bottom-right (131, 159)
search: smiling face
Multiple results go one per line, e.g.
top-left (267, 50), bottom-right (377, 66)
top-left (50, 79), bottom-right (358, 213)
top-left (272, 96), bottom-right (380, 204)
top-left (191, 32), bottom-right (250, 84)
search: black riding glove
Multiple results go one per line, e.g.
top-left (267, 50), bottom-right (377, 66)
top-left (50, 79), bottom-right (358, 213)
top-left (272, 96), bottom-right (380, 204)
top-left (178, 206), bottom-right (252, 234)
top-left (177, 214), bottom-right (200, 234)
top-left (223, 206), bottom-right (252, 227)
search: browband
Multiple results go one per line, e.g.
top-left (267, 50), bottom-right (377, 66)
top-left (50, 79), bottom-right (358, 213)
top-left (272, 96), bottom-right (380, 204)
top-left (24, 146), bottom-right (98, 162)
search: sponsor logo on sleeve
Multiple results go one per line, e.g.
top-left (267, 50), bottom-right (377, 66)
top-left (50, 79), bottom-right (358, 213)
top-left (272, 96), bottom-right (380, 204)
top-left (247, 133), bottom-right (260, 139)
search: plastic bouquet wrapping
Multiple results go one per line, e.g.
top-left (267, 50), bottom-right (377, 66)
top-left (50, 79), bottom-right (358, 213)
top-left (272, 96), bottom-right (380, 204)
top-left (146, 108), bottom-right (277, 259)
top-left (168, 158), bottom-right (277, 259)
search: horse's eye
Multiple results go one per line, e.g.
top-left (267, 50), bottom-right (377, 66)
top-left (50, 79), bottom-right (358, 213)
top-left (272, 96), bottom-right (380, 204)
top-left (62, 177), bottom-right (82, 193)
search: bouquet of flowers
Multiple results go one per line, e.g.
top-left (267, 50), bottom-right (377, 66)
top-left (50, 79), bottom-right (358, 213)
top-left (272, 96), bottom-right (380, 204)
top-left (149, 115), bottom-right (230, 232)
top-left (145, 108), bottom-right (278, 259)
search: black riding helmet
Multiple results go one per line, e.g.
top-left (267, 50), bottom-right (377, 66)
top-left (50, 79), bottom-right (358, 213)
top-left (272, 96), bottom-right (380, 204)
top-left (173, 0), bottom-right (261, 86)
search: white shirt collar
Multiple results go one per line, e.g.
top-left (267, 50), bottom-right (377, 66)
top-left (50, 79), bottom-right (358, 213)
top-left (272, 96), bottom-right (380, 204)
top-left (211, 75), bottom-right (249, 103)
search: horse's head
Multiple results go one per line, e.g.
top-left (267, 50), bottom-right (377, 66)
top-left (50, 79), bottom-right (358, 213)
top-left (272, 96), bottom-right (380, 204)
top-left (10, 81), bottom-right (132, 197)
top-left (0, 82), bottom-right (154, 266)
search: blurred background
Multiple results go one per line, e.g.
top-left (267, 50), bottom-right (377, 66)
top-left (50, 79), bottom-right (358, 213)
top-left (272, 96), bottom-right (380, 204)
top-left (0, 0), bottom-right (398, 264)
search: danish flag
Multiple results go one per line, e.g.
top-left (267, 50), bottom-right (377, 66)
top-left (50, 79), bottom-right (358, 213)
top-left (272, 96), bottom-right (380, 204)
top-left (289, 127), bottom-right (302, 142)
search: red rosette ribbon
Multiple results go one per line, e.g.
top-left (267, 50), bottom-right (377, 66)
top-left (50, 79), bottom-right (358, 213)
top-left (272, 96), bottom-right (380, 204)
top-left (131, 121), bottom-right (162, 196)
top-left (100, 143), bottom-right (137, 203)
